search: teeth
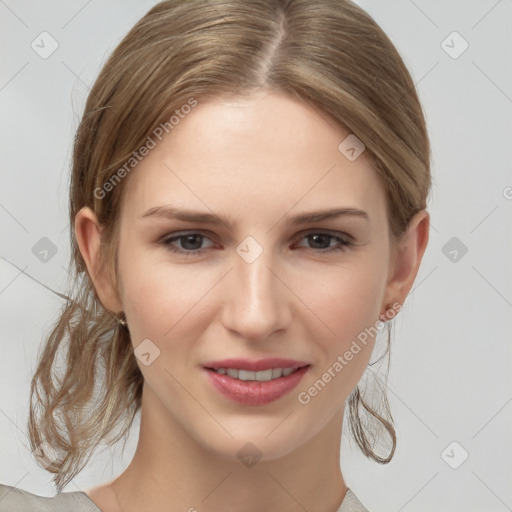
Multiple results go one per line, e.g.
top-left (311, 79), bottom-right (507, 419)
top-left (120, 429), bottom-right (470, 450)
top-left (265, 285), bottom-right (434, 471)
top-left (271, 368), bottom-right (281, 379)
top-left (214, 367), bottom-right (299, 381)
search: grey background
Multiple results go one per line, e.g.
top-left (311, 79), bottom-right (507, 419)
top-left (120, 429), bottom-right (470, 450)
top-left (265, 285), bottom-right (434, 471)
top-left (1, 1), bottom-right (511, 511)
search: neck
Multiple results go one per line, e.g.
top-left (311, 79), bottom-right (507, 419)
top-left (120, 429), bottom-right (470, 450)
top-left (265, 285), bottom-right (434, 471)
top-left (101, 385), bottom-right (348, 512)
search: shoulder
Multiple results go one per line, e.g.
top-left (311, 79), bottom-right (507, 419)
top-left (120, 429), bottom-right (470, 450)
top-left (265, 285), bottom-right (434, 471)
top-left (339, 488), bottom-right (371, 512)
top-left (0, 483), bottom-right (101, 512)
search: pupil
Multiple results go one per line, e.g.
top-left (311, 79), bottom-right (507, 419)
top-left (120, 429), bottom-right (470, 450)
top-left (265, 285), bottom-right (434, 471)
top-left (310, 234), bottom-right (329, 249)
top-left (183, 235), bottom-right (202, 250)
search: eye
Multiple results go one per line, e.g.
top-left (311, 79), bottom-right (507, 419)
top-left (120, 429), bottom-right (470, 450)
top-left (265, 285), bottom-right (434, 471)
top-left (160, 232), bottom-right (215, 256)
top-left (294, 231), bottom-right (353, 253)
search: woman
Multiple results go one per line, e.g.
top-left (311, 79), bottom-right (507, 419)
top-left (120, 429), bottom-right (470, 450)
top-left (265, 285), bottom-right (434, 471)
top-left (0, 0), bottom-right (430, 510)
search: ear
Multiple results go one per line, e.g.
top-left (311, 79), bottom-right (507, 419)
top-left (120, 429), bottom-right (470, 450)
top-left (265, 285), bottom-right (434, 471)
top-left (381, 210), bottom-right (430, 315)
top-left (74, 206), bottom-right (123, 314)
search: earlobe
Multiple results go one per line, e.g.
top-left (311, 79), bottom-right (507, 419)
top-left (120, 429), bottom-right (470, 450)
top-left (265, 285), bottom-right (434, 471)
top-left (74, 206), bottom-right (123, 313)
top-left (381, 210), bottom-right (430, 314)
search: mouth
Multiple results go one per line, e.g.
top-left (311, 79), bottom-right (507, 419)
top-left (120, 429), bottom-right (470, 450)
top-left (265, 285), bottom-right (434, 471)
top-left (202, 359), bottom-right (311, 406)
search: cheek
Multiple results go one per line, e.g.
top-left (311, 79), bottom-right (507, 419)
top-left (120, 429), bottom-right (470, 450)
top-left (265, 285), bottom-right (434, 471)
top-left (115, 239), bottom-right (164, 333)
top-left (295, 251), bottom-right (389, 397)
top-left (117, 240), bottom-right (215, 350)
top-left (122, 271), bottom-right (199, 337)
top-left (298, 256), bottom-right (387, 342)
top-left (116, 247), bottom-right (212, 396)
top-left (295, 273), bottom-right (385, 416)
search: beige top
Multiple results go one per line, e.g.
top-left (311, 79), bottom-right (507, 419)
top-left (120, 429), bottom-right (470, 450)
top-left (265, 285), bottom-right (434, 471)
top-left (0, 483), bottom-right (370, 511)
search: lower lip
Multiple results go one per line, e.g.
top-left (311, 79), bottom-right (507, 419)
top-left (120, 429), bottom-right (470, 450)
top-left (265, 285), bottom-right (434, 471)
top-left (204, 366), bottom-right (310, 406)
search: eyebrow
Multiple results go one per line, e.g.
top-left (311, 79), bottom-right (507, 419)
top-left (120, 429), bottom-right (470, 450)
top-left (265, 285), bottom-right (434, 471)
top-left (140, 205), bottom-right (369, 229)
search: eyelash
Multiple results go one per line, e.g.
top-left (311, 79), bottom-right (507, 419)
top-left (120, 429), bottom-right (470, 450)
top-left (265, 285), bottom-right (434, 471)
top-left (159, 230), bottom-right (353, 257)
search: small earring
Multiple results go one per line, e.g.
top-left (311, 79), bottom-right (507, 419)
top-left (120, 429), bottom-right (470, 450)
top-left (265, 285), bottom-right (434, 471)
top-left (379, 304), bottom-right (393, 322)
top-left (115, 311), bottom-right (128, 327)
top-left (380, 302), bottom-right (400, 322)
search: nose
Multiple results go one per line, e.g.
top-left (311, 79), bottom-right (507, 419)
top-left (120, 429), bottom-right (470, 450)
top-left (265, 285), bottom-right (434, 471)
top-left (220, 244), bottom-right (292, 343)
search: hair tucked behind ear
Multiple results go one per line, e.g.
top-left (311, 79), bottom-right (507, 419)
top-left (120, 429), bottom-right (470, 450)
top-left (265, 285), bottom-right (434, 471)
top-left (28, 0), bottom-right (431, 490)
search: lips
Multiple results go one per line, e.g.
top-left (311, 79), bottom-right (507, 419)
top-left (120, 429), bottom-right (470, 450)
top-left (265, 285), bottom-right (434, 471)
top-left (202, 358), bottom-right (311, 406)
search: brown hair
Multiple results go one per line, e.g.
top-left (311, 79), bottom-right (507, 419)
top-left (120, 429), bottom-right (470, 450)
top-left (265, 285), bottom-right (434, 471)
top-left (28, 0), bottom-right (431, 491)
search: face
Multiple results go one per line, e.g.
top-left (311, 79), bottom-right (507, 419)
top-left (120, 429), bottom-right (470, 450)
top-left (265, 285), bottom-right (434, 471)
top-left (90, 90), bottom-right (401, 461)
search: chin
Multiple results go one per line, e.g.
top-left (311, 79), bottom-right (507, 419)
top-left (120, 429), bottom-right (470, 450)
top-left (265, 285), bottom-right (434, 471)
top-left (187, 412), bottom-right (318, 465)
top-left (201, 434), bottom-right (301, 466)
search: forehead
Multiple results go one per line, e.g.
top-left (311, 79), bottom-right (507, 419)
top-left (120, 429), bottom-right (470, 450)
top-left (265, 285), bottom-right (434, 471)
top-left (120, 91), bottom-right (386, 226)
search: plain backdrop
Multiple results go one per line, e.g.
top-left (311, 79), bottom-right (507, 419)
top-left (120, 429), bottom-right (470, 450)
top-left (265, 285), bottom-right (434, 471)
top-left (1, 1), bottom-right (511, 511)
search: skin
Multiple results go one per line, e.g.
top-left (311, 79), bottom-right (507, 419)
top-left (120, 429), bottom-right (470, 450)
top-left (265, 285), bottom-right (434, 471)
top-left (75, 89), bottom-right (429, 512)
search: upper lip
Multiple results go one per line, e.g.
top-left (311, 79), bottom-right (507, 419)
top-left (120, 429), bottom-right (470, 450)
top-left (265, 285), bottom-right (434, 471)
top-left (203, 358), bottom-right (310, 372)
